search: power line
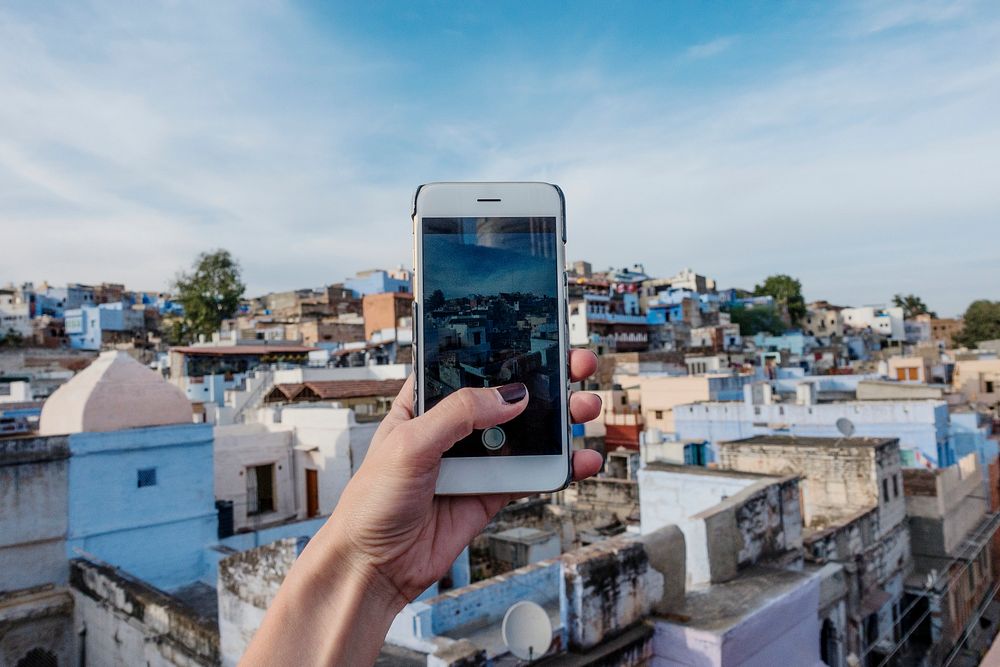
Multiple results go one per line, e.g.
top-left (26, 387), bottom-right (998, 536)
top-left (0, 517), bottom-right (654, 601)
top-left (870, 514), bottom-right (1000, 665)
top-left (941, 579), bottom-right (1000, 667)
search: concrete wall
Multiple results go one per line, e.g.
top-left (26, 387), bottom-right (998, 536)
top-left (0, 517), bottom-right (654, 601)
top-left (0, 587), bottom-right (74, 667)
top-left (675, 399), bottom-right (949, 465)
top-left (652, 570), bottom-right (822, 667)
top-left (718, 438), bottom-right (907, 534)
top-left (904, 454), bottom-right (987, 560)
top-left (574, 477), bottom-right (639, 523)
top-left (0, 435), bottom-right (69, 592)
top-left (562, 537), bottom-right (664, 650)
top-left (67, 424), bottom-right (217, 590)
top-left (217, 538), bottom-right (302, 666)
top-left (214, 423), bottom-right (298, 531)
top-left (71, 559), bottom-right (218, 667)
top-left (280, 406), bottom-right (377, 514)
top-left (638, 466), bottom-right (799, 586)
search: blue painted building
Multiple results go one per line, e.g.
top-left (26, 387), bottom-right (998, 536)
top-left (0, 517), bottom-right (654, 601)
top-left (39, 351), bottom-right (217, 590)
top-left (65, 302), bottom-right (144, 350)
top-left (345, 269), bottom-right (411, 297)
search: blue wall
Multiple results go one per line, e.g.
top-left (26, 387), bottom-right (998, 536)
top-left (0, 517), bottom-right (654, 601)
top-left (67, 423), bottom-right (216, 590)
top-left (345, 271), bottom-right (411, 297)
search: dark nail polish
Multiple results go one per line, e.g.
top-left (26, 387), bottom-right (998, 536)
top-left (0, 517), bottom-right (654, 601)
top-left (497, 383), bottom-right (527, 404)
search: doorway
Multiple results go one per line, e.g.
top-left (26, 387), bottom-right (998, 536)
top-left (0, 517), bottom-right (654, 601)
top-left (306, 469), bottom-right (319, 518)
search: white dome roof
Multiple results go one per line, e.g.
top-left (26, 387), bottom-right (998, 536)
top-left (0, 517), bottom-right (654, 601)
top-left (39, 351), bottom-right (192, 435)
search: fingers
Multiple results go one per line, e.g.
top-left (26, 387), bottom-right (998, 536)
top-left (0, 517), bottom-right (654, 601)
top-left (569, 349), bottom-right (598, 383)
top-left (404, 384), bottom-right (530, 460)
top-left (570, 391), bottom-right (602, 424)
top-left (572, 449), bottom-right (604, 481)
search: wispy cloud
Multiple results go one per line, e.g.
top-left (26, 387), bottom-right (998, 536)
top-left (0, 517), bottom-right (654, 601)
top-left (684, 36), bottom-right (736, 60)
top-left (0, 2), bottom-right (998, 316)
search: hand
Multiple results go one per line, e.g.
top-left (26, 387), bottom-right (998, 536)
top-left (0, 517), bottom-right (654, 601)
top-left (334, 348), bottom-right (603, 603)
top-left (241, 349), bottom-right (603, 666)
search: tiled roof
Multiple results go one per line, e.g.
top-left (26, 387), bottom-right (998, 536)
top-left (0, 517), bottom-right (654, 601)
top-left (265, 379), bottom-right (406, 403)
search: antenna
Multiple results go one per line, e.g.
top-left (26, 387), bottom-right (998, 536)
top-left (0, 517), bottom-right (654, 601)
top-left (835, 418), bottom-right (855, 438)
top-left (502, 601), bottom-right (552, 661)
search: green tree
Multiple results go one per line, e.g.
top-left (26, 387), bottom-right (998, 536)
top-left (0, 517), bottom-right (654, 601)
top-left (727, 305), bottom-right (788, 336)
top-left (892, 293), bottom-right (936, 319)
top-left (172, 249), bottom-right (246, 343)
top-left (754, 274), bottom-right (806, 324)
top-left (955, 300), bottom-right (1000, 348)
top-left (427, 289), bottom-right (446, 311)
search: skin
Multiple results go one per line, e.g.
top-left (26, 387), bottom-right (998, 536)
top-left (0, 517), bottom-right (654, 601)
top-left (242, 349), bottom-right (604, 666)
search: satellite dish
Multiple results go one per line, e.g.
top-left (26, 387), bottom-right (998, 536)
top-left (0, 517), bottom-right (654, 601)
top-left (502, 601), bottom-right (552, 661)
top-left (836, 418), bottom-right (855, 438)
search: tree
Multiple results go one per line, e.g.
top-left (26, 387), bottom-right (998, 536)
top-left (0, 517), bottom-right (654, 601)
top-left (892, 293), bottom-right (936, 319)
top-left (727, 305), bottom-right (787, 336)
top-left (427, 289), bottom-right (446, 311)
top-left (955, 300), bottom-right (1000, 348)
top-left (754, 274), bottom-right (806, 324)
top-left (172, 249), bottom-right (246, 343)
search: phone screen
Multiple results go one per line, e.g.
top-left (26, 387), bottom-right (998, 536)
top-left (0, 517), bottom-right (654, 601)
top-left (421, 217), bottom-right (563, 458)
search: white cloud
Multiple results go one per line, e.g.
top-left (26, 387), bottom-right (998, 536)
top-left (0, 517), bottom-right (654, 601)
top-left (0, 2), bottom-right (998, 317)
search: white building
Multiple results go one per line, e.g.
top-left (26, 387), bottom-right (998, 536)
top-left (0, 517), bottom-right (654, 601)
top-left (673, 382), bottom-right (951, 467)
top-left (0, 287), bottom-right (32, 339)
top-left (841, 306), bottom-right (905, 341)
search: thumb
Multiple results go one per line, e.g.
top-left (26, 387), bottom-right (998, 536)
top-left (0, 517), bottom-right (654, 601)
top-left (406, 383), bottom-right (529, 460)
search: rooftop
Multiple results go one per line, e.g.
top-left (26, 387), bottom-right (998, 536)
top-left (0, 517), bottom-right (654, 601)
top-left (171, 344), bottom-right (316, 356)
top-left (663, 566), bottom-right (814, 633)
top-left (721, 435), bottom-right (898, 449)
top-left (39, 351), bottom-right (192, 435)
top-left (265, 379), bottom-right (406, 403)
top-left (642, 460), bottom-right (779, 480)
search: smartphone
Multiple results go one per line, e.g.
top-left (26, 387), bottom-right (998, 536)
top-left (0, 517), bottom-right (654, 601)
top-left (412, 182), bottom-right (571, 495)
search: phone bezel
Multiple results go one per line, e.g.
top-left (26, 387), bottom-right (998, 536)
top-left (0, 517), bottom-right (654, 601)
top-left (412, 182), bottom-right (572, 495)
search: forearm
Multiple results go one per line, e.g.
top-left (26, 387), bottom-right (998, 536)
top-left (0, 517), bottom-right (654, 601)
top-left (241, 521), bottom-right (406, 666)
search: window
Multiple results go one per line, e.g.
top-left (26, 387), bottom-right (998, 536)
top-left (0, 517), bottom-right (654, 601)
top-left (882, 478), bottom-right (889, 503)
top-left (987, 381), bottom-right (996, 394)
top-left (892, 474), bottom-right (899, 498)
top-left (473, 332), bottom-right (481, 345)
top-left (908, 367), bottom-right (919, 381)
top-left (654, 410), bottom-right (663, 419)
top-left (620, 395), bottom-right (626, 405)
top-left (247, 463), bottom-right (275, 515)
top-left (137, 467), bottom-right (157, 488)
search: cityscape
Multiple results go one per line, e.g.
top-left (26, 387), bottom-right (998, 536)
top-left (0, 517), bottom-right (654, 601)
top-left (3, 2), bottom-right (1000, 666)
top-left (2, 258), bottom-right (1000, 666)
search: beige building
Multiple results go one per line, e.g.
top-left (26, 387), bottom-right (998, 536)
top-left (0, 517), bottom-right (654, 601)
top-left (927, 316), bottom-right (964, 347)
top-left (953, 358), bottom-right (1000, 408)
top-left (803, 302), bottom-right (844, 338)
top-left (887, 355), bottom-right (932, 383)
top-left (635, 374), bottom-right (750, 434)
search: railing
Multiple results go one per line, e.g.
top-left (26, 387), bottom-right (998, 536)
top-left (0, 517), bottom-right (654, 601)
top-left (231, 367), bottom-right (274, 424)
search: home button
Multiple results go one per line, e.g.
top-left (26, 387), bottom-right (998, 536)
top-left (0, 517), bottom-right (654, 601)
top-left (482, 427), bottom-right (506, 450)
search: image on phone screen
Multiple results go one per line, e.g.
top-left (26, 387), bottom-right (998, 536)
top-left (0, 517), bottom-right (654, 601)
top-left (421, 217), bottom-right (562, 458)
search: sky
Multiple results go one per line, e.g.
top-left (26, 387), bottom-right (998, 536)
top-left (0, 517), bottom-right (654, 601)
top-left (1, 1), bottom-right (998, 316)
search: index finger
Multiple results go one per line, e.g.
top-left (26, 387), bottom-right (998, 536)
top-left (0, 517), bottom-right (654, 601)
top-left (569, 349), bottom-right (598, 383)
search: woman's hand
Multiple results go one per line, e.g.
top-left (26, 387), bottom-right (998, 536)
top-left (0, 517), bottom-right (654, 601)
top-left (241, 349), bottom-right (603, 666)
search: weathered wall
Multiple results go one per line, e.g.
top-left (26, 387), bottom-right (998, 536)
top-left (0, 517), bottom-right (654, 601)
top-left (0, 586), bottom-right (74, 667)
top-left (573, 478), bottom-right (639, 523)
top-left (0, 435), bottom-right (69, 592)
top-left (718, 437), bottom-right (907, 535)
top-left (562, 536), bottom-right (664, 650)
top-left (71, 559), bottom-right (218, 667)
top-left (638, 465), bottom-right (798, 586)
top-left (217, 537), bottom-right (301, 667)
top-left (904, 454), bottom-right (986, 563)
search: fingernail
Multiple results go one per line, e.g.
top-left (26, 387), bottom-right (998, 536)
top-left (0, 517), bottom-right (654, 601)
top-left (496, 383), bottom-right (527, 404)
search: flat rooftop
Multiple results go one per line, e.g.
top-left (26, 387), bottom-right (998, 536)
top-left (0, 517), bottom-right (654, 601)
top-left (661, 566), bottom-right (814, 633)
top-left (642, 461), bottom-right (780, 480)
top-left (721, 435), bottom-right (897, 449)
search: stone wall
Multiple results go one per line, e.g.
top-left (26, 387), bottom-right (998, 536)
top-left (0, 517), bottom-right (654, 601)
top-left (0, 585), bottom-right (74, 667)
top-left (70, 559), bottom-right (218, 667)
top-left (573, 478), bottom-right (639, 524)
top-left (0, 435), bottom-right (69, 593)
top-left (217, 537), bottom-right (303, 666)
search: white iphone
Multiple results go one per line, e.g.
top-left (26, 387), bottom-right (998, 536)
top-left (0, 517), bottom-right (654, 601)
top-left (412, 182), bottom-right (572, 494)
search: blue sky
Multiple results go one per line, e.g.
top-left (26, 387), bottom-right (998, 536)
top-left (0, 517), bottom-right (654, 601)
top-left (1, 1), bottom-right (998, 316)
